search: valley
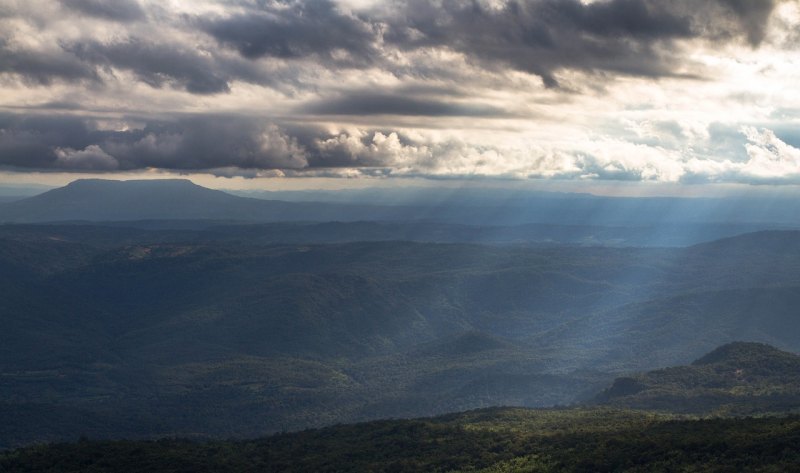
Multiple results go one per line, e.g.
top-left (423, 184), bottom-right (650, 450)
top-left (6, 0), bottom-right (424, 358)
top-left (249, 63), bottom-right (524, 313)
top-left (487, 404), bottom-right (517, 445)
top-left (2, 217), bottom-right (800, 449)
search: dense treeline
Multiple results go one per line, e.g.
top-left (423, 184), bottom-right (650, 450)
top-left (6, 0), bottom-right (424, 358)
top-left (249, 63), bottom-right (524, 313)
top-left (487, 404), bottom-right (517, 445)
top-left (2, 408), bottom-right (799, 472)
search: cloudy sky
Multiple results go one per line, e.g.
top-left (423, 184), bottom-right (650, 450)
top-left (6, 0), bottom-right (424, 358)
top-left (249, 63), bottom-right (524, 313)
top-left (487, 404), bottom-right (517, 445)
top-left (1, 0), bottom-right (799, 192)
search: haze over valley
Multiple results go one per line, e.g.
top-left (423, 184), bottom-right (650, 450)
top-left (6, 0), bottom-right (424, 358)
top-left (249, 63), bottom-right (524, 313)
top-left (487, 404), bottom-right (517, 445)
top-left (0, 180), bottom-right (799, 453)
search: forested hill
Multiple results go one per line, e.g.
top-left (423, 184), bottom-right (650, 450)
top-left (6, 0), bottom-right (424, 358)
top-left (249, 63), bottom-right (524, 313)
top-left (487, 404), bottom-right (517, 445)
top-left (596, 342), bottom-right (800, 414)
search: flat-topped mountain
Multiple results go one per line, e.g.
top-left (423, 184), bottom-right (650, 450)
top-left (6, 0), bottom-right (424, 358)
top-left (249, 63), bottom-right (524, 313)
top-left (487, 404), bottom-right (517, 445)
top-left (0, 179), bottom-right (422, 223)
top-left (0, 179), bottom-right (303, 222)
top-left (597, 342), bottom-right (800, 414)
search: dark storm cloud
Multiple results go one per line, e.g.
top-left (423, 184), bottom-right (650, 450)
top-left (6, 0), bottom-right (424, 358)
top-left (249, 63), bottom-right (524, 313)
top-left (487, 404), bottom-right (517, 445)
top-left (0, 114), bottom-right (99, 168)
top-left (199, 0), bottom-right (378, 66)
top-left (303, 93), bottom-right (507, 117)
top-left (0, 0), bottom-right (782, 94)
top-left (57, 0), bottom-right (145, 23)
top-left (2, 112), bottom-right (799, 185)
top-left (0, 0), bottom-right (793, 182)
top-left (95, 116), bottom-right (311, 170)
top-left (195, 0), bottom-right (780, 89)
top-left (0, 113), bottom-right (391, 172)
top-left (66, 38), bottom-right (232, 94)
top-left (0, 40), bottom-right (100, 85)
top-left (0, 9), bottom-right (282, 94)
top-left (378, 0), bottom-right (779, 86)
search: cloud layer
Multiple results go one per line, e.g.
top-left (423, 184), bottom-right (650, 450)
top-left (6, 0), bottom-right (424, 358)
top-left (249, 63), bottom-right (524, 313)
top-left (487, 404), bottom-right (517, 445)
top-left (0, 0), bottom-right (798, 185)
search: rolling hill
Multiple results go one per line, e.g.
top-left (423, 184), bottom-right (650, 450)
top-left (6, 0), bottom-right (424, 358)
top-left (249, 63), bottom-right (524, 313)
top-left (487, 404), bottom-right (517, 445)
top-left (597, 342), bottom-right (800, 414)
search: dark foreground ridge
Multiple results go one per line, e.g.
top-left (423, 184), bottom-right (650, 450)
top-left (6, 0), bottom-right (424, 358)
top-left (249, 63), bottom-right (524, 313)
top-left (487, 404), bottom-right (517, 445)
top-left (2, 409), bottom-right (799, 472)
top-left (3, 343), bottom-right (800, 471)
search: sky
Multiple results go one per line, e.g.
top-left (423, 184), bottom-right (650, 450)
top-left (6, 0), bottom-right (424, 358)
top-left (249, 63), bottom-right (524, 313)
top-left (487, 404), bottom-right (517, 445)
top-left (0, 0), bottom-right (799, 194)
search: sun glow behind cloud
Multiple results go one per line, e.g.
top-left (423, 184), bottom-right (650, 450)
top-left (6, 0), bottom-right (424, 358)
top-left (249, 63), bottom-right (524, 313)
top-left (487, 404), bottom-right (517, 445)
top-left (0, 0), bottom-right (798, 191)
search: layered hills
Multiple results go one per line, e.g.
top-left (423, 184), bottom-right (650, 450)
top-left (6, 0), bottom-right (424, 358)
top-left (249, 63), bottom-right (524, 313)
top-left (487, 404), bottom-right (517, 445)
top-left (2, 179), bottom-right (800, 449)
top-left (2, 221), bottom-right (800, 447)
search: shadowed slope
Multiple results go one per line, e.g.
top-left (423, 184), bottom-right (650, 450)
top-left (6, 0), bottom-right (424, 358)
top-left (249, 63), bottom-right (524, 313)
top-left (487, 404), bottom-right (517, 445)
top-left (597, 342), bottom-right (800, 414)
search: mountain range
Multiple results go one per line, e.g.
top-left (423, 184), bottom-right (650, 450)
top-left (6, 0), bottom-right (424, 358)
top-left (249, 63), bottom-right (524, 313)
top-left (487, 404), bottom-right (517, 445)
top-left (0, 178), bottom-right (796, 247)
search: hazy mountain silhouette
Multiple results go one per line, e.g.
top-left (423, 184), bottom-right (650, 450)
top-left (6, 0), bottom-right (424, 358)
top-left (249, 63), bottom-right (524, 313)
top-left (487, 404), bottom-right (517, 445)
top-left (1, 180), bottom-right (799, 240)
top-left (0, 179), bottom-right (388, 223)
